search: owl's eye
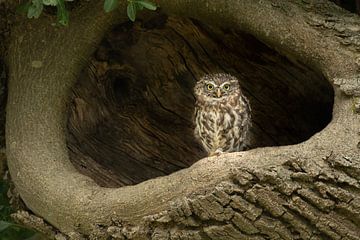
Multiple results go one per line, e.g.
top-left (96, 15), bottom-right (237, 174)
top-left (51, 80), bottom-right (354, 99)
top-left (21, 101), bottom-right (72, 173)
top-left (206, 84), bottom-right (214, 91)
top-left (223, 84), bottom-right (230, 90)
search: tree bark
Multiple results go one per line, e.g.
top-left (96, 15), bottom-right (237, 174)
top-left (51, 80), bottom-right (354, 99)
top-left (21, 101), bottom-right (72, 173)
top-left (5, 0), bottom-right (360, 239)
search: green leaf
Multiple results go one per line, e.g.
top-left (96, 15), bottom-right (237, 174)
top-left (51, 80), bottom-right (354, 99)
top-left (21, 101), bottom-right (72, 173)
top-left (42, 0), bottom-right (57, 6)
top-left (0, 221), bottom-right (12, 232)
top-left (25, 233), bottom-right (45, 240)
top-left (136, 0), bottom-right (157, 10)
top-left (56, 0), bottom-right (69, 26)
top-left (127, 2), bottom-right (136, 22)
top-left (134, 2), bottom-right (144, 11)
top-left (0, 181), bottom-right (12, 222)
top-left (0, 224), bottom-right (38, 240)
top-left (104, 0), bottom-right (119, 13)
top-left (16, 1), bottom-right (32, 14)
top-left (27, 0), bottom-right (43, 19)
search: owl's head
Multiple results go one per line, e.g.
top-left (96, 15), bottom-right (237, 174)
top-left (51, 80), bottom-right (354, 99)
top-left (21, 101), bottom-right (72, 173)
top-left (194, 73), bottom-right (241, 102)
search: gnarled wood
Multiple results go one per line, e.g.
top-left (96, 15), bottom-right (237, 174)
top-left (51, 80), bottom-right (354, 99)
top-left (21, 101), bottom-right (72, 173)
top-left (5, 0), bottom-right (360, 239)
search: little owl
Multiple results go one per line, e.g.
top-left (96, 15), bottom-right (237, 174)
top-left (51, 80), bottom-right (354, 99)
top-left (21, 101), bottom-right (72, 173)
top-left (194, 73), bottom-right (251, 156)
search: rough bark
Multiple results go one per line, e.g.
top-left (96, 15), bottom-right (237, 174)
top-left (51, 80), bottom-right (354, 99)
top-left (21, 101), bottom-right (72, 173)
top-left (5, 0), bottom-right (360, 239)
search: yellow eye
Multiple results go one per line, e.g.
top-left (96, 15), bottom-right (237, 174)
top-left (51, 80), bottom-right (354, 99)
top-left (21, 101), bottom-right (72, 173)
top-left (207, 84), bottom-right (214, 90)
top-left (223, 84), bottom-right (230, 90)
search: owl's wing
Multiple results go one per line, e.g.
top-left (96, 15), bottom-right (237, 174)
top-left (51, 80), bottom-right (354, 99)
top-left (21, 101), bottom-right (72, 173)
top-left (236, 94), bottom-right (252, 150)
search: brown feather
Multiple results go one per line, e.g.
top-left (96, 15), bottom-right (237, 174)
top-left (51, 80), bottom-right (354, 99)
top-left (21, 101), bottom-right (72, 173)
top-left (194, 73), bottom-right (251, 155)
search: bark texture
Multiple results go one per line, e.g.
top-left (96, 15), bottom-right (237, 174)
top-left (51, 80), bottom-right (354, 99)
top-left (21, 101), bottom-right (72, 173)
top-left (5, 0), bottom-right (360, 239)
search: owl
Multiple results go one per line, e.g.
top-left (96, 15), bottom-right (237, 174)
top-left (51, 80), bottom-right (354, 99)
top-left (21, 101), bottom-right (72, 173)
top-left (193, 73), bottom-right (251, 156)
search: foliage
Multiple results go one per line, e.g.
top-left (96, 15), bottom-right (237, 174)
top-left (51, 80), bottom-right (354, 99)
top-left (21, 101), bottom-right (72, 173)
top-left (0, 181), bottom-right (42, 240)
top-left (17, 0), bottom-right (158, 26)
top-left (17, 0), bottom-right (72, 26)
top-left (104, 0), bottom-right (157, 21)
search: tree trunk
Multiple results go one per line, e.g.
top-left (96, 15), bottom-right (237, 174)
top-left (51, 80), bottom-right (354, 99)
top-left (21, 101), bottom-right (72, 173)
top-left (5, 0), bottom-right (360, 239)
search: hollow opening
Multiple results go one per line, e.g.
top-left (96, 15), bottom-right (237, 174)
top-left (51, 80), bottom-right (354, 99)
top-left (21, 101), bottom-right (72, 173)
top-left (0, 59), bottom-right (6, 148)
top-left (67, 14), bottom-right (334, 187)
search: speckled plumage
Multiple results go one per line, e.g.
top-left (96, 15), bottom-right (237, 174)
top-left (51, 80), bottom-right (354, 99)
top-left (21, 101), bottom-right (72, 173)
top-left (194, 73), bottom-right (251, 155)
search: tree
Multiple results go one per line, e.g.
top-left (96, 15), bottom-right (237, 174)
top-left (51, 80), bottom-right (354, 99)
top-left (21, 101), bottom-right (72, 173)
top-left (2, 0), bottom-right (360, 239)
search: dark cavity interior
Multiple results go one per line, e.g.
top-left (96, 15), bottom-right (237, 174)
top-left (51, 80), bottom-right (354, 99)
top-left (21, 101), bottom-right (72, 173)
top-left (67, 14), bottom-right (334, 187)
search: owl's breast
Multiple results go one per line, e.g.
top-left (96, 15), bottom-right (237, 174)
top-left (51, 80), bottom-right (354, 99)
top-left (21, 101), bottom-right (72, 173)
top-left (200, 106), bottom-right (237, 137)
top-left (194, 99), bottom-right (251, 153)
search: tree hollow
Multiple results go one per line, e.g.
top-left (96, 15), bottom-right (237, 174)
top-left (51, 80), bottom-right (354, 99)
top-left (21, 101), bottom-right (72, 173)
top-left (67, 14), bottom-right (334, 187)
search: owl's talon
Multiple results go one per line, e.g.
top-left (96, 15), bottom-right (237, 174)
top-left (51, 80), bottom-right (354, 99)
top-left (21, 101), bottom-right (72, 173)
top-left (209, 149), bottom-right (223, 157)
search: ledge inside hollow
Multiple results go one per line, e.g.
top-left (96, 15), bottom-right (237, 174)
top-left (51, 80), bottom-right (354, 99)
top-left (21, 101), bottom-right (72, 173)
top-left (66, 14), bottom-right (334, 188)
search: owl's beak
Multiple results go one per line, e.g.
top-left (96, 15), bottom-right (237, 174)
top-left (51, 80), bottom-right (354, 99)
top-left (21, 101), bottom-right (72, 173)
top-left (217, 88), bottom-right (222, 98)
